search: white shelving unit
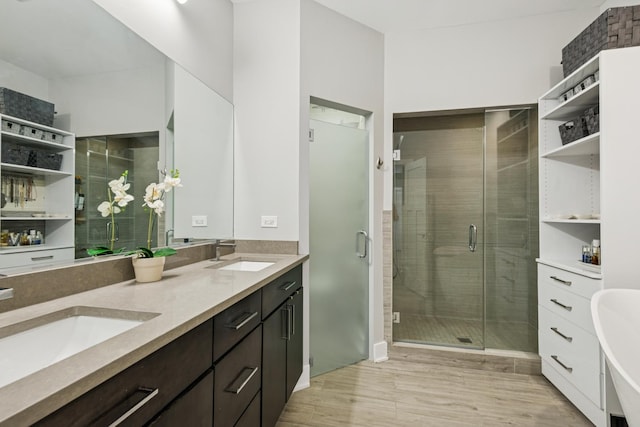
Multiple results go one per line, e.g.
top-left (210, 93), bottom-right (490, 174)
top-left (538, 46), bottom-right (640, 426)
top-left (0, 114), bottom-right (75, 268)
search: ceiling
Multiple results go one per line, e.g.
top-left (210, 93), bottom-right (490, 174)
top-left (312, 0), bottom-right (607, 33)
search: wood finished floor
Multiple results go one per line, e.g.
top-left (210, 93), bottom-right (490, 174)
top-left (276, 347), bottom-right (593, 427)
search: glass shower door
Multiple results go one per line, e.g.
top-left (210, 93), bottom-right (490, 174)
top-left (309, 118), bottom-right (369, 376)
top-left (393, 119), bottom-right (485, 348)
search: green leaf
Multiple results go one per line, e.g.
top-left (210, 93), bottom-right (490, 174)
top-left (136, 247), bottom-right (155, 258)
top-left (87, 247), bottom-right (113, 256)
top-left (152, 247), bottom-right (177, 257)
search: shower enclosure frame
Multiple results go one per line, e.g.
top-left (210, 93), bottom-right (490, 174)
top-left (391, 106), bottom-right (538, 354)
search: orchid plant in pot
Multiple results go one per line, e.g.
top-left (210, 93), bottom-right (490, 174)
top-left (130, 169), bottom-right (182, 282)
top-left (87, 171), bottom-right (133, 255)
top-left (87, 169), bottom-right (182, 283)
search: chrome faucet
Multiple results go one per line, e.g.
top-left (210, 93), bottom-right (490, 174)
top-left (215, 241), bottom-right (236, 261)
top-left (165, 229), bottom-right (174, 246)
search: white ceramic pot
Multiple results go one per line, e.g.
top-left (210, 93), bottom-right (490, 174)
top-left (131, 256), bottom-right (166, 283)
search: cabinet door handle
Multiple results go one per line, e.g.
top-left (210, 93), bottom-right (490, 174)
top-left (550, 299), bottom-right (572, 311)
top-left (550, 327), bottom-right (573, 342)
top-left (550, 276), bottom-right (572, 286)
top-left (225, 366), bottom-right (258, 394)
top-left (280, 307), bottom-right (289, 340)
top-left (31, 255), bottom-right (54, 261)
top-left (551, 355), bottom-right (573, 373)
top-left (280, 281), bottom-right (297, 292)
top-left (287, 303), bottom-right (295, 337)
top-left (224, 311), bottom-right (258, 330)
top-left (108, 387), bottom-right (159, 427)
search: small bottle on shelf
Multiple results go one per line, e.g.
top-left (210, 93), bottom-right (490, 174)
top-left (582, 245), bottom-right (592, 264)
top-left (591, 239), bottom-right (600, 265)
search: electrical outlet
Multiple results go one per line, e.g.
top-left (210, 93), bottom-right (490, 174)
top-left (191, 215), bottom-right (207, 227)
top-left (261, 216), bottom-right (277, 228)
top-left (393, 312), bottom-right (400, 323)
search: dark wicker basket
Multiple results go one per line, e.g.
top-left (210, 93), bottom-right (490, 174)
top-left (1, 143), bottom-right (30, 166)
top-left (583, 105), bottom-right (600, 135)
top-left (30, 150), bottom-right (63, 170)
top-left (559, 117), bottom-right (588, 145)
top-left (0, 87), bottom-right (54, 126)
top-left (562, 6), bottom-right (640, 77)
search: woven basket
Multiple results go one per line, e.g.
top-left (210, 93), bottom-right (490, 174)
top-left (1, 143), bottom-right (30, 166)
top-left (0, 87), bottom-right (54, 126)
top-left (562, 6), bottom-right (640, 77)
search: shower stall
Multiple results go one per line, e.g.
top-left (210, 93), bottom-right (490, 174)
top-left (392, 108), bottom-right (538, 353)
top-left (74, 133), bottom-right (160, 258)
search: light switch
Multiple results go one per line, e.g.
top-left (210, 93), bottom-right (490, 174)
top-left (192, 215), bottom-right (208, 227)
top-left (261, 216), bottom-right (277, 228)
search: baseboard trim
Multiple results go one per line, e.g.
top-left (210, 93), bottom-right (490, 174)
top-left (293, 364), bottom-right (311, 392)
top-left (373, 340), bottom-right (389, 362)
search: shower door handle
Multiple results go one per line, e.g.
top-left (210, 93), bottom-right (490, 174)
top-left (468, 224), bottom-right (477, 252)
top-left (356, 230), bottom-right (368, 259)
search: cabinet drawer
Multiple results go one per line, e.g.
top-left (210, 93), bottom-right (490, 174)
top-left (213, 290), bottom-right (261, 361)
top-left (538, 264), bottom-right (602, 300)
top-left (0, 247), bottom-right (73, 269)
top-left (235, 391), bottom-right (261, 427)
top-left (36, 319), bottom-right (213, 426)
top-left (148, 370), bottom-right (213, 427)
top-left (539, 306), bottom-right (601, 406)
top-left (539, 279), bottom-right (595, 335)
top-left (262, 265), bottom-right (302, 319)
top-left (214, 324), bottom-right (262, 427)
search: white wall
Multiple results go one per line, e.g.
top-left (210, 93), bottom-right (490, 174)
top-left (383, 7), bottom-right (602, 209)
top-left (233, 0), bottom-right (301, 241)
top-left (300, 0), bottom-right (386, 361)
top-left (49, 66), bottom-right (165, 137)
top-left (0, 60), bottom-right (49, 102)
top-left (92, 0), bottom-right (234, 102)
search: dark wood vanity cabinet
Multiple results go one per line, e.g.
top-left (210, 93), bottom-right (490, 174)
top-left (34, 263), bottom-right (304, 427)
top-left (262, 266), bottom-right (303, 427)
top-left (36, 319), bottom-right (214, 427)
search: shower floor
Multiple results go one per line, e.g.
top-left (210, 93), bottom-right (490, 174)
top-left (393, 313), bottom-right (537, 352)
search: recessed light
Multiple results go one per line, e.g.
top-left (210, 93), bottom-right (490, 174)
top-left (176, 0), bottom-right (188, 4)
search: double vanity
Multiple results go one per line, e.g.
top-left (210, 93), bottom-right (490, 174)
top-left (0, 250), bottom-right (307, 426)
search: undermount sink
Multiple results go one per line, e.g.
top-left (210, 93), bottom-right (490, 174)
top-left (218, 260), bottom-right (275, 272)
top-left (0, 306), bottom-right (158, 388)
top-left (591, 289), bottom-right (640, 426)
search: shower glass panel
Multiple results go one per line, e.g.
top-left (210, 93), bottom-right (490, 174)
top-left (484, 109), bottom-right (538, 352)
top-left (392, 108), bottom-right (538, 353)
top-left (393, 114), bottom-right (485, 349)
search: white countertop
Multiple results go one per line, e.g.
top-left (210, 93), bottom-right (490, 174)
top-left (0, 253), bottom-right (307, 426)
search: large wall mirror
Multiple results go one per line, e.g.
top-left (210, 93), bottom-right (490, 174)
top-left (0, 0), bottom-right (233, 271)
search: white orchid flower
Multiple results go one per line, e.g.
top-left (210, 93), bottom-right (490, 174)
top-left (97, 201), bottom-right (121, 217)
top-left (143, 183), bottom-right (162, 205)
top-left (162, 176), bottom-right (182, 192)
top-left (114, 192), bottom-right (134, 207)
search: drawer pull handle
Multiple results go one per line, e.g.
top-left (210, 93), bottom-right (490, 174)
top-left (225, 366), bottom-right (259, 394)
top-left (550, 276), bottom-right (572, 286)
top-left (108, 387), bottom-right (159, 427)
top-left (225, 311), bottom-right (258, 330)
top-left (31, 255), bottom-right (54, 261)
top-left (280, 281), bottom-right (297, 292)
top-left (550, 299), bottom-right (572, 311)
top-left (551, 327), bottom-right (573, 342)
top-left (551, 355), bottom-right (573, 373)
